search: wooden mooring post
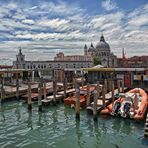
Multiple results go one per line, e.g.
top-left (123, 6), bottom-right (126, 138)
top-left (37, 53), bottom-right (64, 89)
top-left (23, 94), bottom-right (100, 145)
top-left (63, 77), bottom-right (67, 100)
top-left (53, 79), bottom-right (57, 104)
top-left (102, 79), bottom-right (107, 108)
top-left (43, 81), bottom-right (47, 100)
top-left (27, 83), bottom-right (32, 110)
top-left (97, 81), bottom-right (100, 97)
top-left (16, 73), bottom-right (19, 99)
top-left (86, 83), bottom-right (90, 107)
top-left (117, 80), bottom-right (121, 94)
top-left (38, 82), bottom-right (42, 112)
top-left (111, 80), bottom-right (115, 106)
top-left (121, 79), bottom-right (124, 93)
top-left (108, 79), bottom-right (112, 92)
top-left (0, 77), bottom-right (5, 103)
top-left (75, 84), bottom-right (80, 120)
top-left (93, 86), bottom-right (98, 121)
top-left (144, 113), bottom-right (148, 138)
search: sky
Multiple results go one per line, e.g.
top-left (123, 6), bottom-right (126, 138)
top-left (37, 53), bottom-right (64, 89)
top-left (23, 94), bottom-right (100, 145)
top-left (0, 0), bottom-right (148, 65)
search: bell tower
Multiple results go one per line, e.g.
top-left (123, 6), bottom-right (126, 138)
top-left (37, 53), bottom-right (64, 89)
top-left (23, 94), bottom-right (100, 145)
top-left (16, 48), bottom-right (25, 69)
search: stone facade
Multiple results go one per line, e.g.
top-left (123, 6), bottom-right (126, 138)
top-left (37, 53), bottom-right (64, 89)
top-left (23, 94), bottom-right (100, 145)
top-left (13, 49), bottom-right (92, 70)
top-left (84, 34), bottom-right (118, 67)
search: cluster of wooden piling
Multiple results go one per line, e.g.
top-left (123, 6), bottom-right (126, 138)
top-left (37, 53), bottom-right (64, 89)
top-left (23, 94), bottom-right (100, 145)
top-left (85, 79), bottom-right (125, 121)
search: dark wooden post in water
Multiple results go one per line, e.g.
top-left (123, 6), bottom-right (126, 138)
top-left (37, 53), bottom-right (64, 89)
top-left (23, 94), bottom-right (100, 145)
top-left (63, 77), bottom-right (67, 100)
top-left (16, 73), bottom-right (19, 99)
top-left (75, 85), bottom-right (80, 120)
top-left (108, 79), bottom-right (112, 92)
top-left (93, 86), bottom-right (98, 121)
top-left (73, 77), bottom-right (77, 90)
top-left (111, 80), bottom-right (115, 106)
top-left (81, 71), bottom-right (84, 88)
top-left (86, 83), bottom-right (90, 107)
top-left (121, 79), bottom-right (124, 93)
top-left (27, 83), bottom-right (32, 110)
top-left (0, 76), bottom-right (5, 103)
top-left (97, 81), bottom-right (100, 97)
top-left (117, 80), bottom-right (120, 94)
top-left (32, 70), bottom-right (34, 82)
top-left (53, 80), bottom-right (57, 103)
top-left (144, 113), bottom-right (148, 138)
top-left (43, 81), bottom-right (47, 100)
top-left (38, 82), bottom-right (42, 112)
top-left (52, 69), bottom-right (57, 103)
top-left (102, 79), bottom-right (107, 108)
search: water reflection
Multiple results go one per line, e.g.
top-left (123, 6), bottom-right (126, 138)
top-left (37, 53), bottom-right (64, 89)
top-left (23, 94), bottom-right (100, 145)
top-left (15, 103), bottom-right (21, 122)
top-left (121, 120), bottom-right (132, 135)
top-left (63, 106), bottom-right (69, 124)
top-left (0, 105), bottom-right (5, 122)
top-left (94, 121), bottom-right (101, 147)
top-left (52, 109), bottom-right (58, 123)
top-left (112, 118), bottom-right (122, 133)
top-left (37, 112), bottom-right (44, 128)
top-left (86, 114), bottom-right (94, 136)
top-left (75, 120), bottom-right (85, 148)
top-left (27, 111), bottom-right (33, 130)
top-left (141, 138), bottom-right (148, 146)
top-left (112, 118), bottom-right (132, 135)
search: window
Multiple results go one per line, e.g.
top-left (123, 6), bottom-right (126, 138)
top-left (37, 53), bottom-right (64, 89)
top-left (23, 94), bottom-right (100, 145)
top-left (49, 64), bottom-right (52, 68)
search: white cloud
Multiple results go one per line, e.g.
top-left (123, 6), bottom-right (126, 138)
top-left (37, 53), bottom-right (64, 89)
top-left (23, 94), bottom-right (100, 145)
top-left (128, 14), bottom-right (148, 27)
top-left (0, 0), bottom-right (148, 62)
top-left (38, 18), bottom-right (70, 31)
top-left (22, 19), bottom-right (35, 24)
top-left (101, 0), bottom-right (118, 11)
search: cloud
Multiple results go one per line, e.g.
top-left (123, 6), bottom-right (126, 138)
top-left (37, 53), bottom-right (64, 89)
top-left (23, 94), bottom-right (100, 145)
top-left (128, 4), bottom-right (148, 28)
top-left (22, 19), bottom-right (35, 24)
top-left (101, 0), bottom-right (118, 11)
top-left (38, 18), bottom-right (70, 31)
top-left (128, 14), bottom-right (148, 27)
top-left (0, 0), bottom-right (148, 62)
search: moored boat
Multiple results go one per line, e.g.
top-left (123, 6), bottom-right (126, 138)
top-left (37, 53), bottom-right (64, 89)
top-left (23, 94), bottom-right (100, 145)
top-left (64, 84), bottom-right (95, 107)
top-left (100, 88), bottom-right (148, 121)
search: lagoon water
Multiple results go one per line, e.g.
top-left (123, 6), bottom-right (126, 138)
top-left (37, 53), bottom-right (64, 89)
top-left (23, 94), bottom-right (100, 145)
top-left (0, 100), bottom-right (148, 148)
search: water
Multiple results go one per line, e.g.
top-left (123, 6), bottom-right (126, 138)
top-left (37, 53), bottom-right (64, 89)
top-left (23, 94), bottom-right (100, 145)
top-left (0, 100), bottom-right (148, 148)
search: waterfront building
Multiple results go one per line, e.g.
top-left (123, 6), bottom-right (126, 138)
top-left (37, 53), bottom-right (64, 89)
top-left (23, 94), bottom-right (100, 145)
top-left (118, 51), bottom-right (148, 68)
top-left (84, 34), bottom-right (118, 67)
top-left (13, 49), bottom-right (92, 70)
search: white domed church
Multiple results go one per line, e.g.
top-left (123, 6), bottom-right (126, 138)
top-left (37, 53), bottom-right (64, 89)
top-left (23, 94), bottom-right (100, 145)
top-left (84, 34), bottom-right (117, 67)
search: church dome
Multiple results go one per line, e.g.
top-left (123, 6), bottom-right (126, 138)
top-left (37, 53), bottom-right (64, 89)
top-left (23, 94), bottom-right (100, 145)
top-left (96, 35), bottom-right (110, 51)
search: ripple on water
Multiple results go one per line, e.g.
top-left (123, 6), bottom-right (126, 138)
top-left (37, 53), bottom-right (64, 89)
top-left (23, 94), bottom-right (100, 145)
top-left (0, 102), bottom-right (147, 148)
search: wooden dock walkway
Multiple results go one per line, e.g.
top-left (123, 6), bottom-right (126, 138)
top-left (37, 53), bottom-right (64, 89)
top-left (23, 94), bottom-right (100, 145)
top-left (0, 82), bottom-right (52, 100)
top-left (41, 88), bottom-right (75, 105)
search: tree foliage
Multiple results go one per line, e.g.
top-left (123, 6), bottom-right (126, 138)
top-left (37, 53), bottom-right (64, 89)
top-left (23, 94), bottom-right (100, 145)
top-left (93, 56), bottom-right (101, 66)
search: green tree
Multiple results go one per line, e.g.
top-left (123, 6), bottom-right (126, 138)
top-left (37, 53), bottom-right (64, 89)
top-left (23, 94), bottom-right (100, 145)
top-left (93, 56), bottom-right (101, 66)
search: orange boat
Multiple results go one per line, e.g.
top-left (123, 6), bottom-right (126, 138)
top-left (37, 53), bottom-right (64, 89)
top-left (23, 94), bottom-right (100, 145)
top-left (64, 84), bottom-right (95, 108)
top-left (101, 88), bottom-right (148, 121)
